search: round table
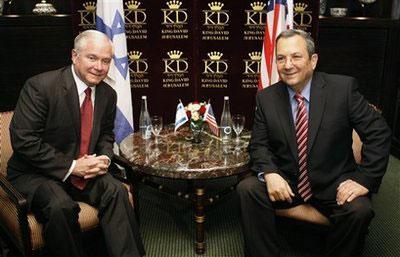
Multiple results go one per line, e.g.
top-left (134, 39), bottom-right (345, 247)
top-left (119, 126), bottom-right (249, 254)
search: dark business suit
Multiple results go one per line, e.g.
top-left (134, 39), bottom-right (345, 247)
top-left (7, 66), bottom-right (145, 257)
top-left (237, 72), bottom-right (391, 257)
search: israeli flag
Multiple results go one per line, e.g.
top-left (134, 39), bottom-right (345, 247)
top-left (174, 102), bottom-right (188, 132)
top-left (96, 0), bottom-right (133, 144)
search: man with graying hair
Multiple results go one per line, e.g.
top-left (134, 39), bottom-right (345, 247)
top-left (7, 30), bottom-right (145, 257)
top-left (237, 29), bottom-right (391, 257)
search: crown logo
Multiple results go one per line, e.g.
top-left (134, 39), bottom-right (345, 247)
top-left (83, 2), bottom-right (96, 12)
top-left (125, 1), bottom-right (141, 10)
top-left (208, 2), bottom-right (224, 11)
top-left (128, 51), bottom-right (142, 61)
top-left (248, 52), bottom-right (262, 61)
top-left (207, 51), bottom-right (223, 60)
top-left (167, 0), bottom-right (182, 10)
top-left (250, 2), bottom-right (266, 11)
top-left (294, 3), bottom-right (308, 12)
top-left (167, 50), bottom-right (183, 59)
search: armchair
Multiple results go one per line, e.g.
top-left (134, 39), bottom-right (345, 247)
top-left (0, 111), bottom-right (135, 256)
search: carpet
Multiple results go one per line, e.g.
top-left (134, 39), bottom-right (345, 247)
top-left (138, 156), bottom-right (400, 257)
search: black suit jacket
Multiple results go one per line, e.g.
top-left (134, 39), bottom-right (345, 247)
top-left (7, 66), bottom-right (117, 196)
top-left (249, 72), bottom-right (391, 200)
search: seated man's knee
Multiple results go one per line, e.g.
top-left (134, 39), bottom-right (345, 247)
top-left (237, 175), bottom-right (260, 196)
top-left (33, 183), bottom-right (79, 222)
top-left (100, 175), bottom-right (128, 199)
top-left (48, 199), bottom-right (79, 222)
top-left (344, 197), bottom-right (374, 222)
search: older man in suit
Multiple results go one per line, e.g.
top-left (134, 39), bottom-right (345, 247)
top-left (237, 29), bottom-right (391, 257)
top-left (7, 30), bottom-right (145, 257)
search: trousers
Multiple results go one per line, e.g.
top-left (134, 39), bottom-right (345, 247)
top-left (236, 176), bottom-right (374, 257)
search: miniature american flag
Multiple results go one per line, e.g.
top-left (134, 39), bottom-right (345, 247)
top-left (204, 103), bottom-right (219, 137)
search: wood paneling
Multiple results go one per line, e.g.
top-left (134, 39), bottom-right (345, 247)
top-left (317, 17), bottom-right (400, 158)
top-left (0, 15), bottom-right (73, 111)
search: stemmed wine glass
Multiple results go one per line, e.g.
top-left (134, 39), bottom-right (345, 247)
top-left (232, 114), bottom-right (245, 146)
top-left (151, 115), bottom-right (163, 144)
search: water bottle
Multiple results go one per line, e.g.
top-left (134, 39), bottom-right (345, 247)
top-left (139, 96), bottom-right (151, 139)
top-left (220, 96), bottom-right (232, 143)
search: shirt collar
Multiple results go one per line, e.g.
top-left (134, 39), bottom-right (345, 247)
top-left (287, 79), bottom-right (312, 102)
top-left (71, 65), bottom-right (96, 96)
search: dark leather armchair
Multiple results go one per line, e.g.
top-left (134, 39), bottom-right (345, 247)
top-left (0, 111), bottom-right (135, 256)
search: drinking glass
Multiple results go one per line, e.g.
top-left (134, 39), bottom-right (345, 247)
top-left (151, 115), bottom-right (163, 143)
top-left (232, 114), bottom-right (245, 145)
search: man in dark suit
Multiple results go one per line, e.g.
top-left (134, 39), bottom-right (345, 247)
top-left (7, 30), bottom-right (145, 257)
top-left (237, 29), bottom-right (391, 257)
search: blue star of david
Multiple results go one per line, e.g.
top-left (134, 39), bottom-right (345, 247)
top-left (113, 56), bottom-right (129, 80)
top-left (96, 10), bottom-right (128, 79)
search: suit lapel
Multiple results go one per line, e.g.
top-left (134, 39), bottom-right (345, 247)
top-left (275, 84), bottom-right (298, 162)
top-left (308, 72), bottom-right (327, 155)
top-left (63, 67), bottom-right (80, 140)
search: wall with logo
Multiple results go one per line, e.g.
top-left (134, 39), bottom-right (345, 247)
top-left (71, 0), bottom-right (318, 128)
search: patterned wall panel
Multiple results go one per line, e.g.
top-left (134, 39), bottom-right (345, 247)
top-left (71, 0), bottom-right (319, 128)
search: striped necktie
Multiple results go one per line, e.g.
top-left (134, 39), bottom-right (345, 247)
top-left (294, 94), bottom-right (312, 201)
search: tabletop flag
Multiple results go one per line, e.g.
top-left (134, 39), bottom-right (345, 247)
top-left (96, 0), bottom-right (133, 144)
top-left (175, 101), bottom-right (188, 132)
top-left (259, 0), bottom-right (294, 90)
top-left (204, 103), bottom-right (219, 137)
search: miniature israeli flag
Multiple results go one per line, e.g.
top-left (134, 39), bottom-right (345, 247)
top-left (174, 102), bottom-right (188, 132)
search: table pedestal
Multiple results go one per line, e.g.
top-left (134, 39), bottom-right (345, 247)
top-left (119, 130), bottom-right (250, 254)
top-left (195, 186), bottom-right (205, 254)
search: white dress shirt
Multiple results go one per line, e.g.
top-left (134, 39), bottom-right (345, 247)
top-left (63, 65), bottom-right (96, 181)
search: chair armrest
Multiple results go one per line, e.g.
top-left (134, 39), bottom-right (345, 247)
top-left (112, 155), bottom-right (143, 221)
top-left (0, 173), bottom-right (31, 255)
top-left (112, 154), bottom-right (131, 167)
top-left (0, 173), bottom-right (27, 209)
top-left (112, 155), bottom-right (143, 182)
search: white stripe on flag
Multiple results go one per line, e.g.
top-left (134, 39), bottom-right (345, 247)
top-left (96, 0), bottom-right (134, 144)
top-left (204, 104), bottom-right (219, 136)
top-left (175, 102), bottom-right (188, 132)
top-left (259, 0), bottom-right (293, 90)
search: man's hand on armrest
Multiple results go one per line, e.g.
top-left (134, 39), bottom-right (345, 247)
top-left (264, 173), bottom-right (294, 203)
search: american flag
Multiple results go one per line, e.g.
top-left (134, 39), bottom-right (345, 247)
top-left (204, 103), bottom-right (219, 136)
top-left (259, 0), bottom-right (293, 90)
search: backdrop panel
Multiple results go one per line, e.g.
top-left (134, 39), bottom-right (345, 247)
top-left (71, 0), bottom-right (319, 129)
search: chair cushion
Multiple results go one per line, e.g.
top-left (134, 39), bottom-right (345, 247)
top-left (0, 189), bottom-right (99, 252)
top-left (352, 130), bottom-right (362, 164)
top-left (29, 202), bottom-right (99, 251)
top-left (275, 204), bottom-right (330, 226)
